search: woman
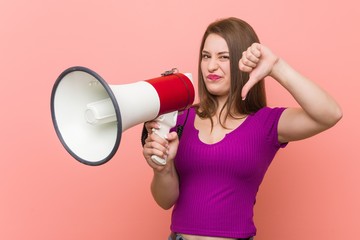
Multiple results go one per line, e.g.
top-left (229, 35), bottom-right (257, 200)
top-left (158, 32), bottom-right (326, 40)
top-left (142, 17), bottom-right (342, 240)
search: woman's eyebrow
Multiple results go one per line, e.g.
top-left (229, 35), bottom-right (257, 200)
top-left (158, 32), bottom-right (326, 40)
top-left (202, 50), bottom-right (229, 55)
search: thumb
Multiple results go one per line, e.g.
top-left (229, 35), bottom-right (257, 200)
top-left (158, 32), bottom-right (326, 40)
top-left (165, 131), bottom-right (179, 142)
top-left (241, 76), bottom-right (258, 100)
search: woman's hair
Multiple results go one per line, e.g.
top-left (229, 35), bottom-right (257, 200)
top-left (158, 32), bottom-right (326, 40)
top-left (196, 17), bottom-right (267, 127)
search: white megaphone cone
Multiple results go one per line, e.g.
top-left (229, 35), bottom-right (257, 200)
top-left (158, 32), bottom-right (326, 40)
top-left (51, 66), bottom-right (194, 166)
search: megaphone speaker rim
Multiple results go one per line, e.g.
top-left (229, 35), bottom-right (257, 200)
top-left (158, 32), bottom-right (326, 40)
top-left (50, 66), bottom-right (122, 166)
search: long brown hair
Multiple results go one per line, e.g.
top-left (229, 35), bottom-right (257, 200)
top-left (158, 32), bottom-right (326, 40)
top-left (196, 17), bottom-right (267, 128)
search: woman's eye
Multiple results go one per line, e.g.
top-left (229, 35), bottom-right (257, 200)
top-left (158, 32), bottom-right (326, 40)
top-left (202, 54), bottom-right (210, 59)
top-left (219, 55), bottom-right (230, 60)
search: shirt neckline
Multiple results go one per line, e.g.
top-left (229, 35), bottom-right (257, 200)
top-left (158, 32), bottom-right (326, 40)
top-left (189, 108), bottom-right (252, 146)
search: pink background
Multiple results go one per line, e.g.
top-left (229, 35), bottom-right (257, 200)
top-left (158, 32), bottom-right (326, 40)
top-left (1, 0), bottom-right (359, 239)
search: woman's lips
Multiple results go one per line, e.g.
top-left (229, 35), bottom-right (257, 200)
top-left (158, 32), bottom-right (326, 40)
top-left (207, 74), bottom-right (221, 81)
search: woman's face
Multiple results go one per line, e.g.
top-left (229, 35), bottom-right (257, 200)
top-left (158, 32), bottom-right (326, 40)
top-left (201, 33), bottom-right (231, 99)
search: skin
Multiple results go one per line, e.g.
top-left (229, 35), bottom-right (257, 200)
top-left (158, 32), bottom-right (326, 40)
top-left (142, 33), bottom-right (342, 240)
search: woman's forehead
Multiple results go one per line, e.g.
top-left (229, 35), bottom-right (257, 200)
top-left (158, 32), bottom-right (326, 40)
top-left (203, 34), bottom-right (229, 53)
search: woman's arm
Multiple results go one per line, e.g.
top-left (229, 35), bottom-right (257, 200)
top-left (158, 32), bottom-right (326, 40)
top-left (150, 158), bottom-right (179, 210)
top-left (240, 43), bottom-right (342, 142)
top-left (270, 58), bottom-right (342, 142)
top-left (143, 122), bottom-right (180, 209)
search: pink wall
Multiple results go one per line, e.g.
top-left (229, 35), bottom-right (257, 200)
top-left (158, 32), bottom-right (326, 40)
top-left (1, 0), bottom-right (359, 239)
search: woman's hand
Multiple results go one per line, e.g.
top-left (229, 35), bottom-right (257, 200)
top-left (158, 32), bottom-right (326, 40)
top-left (239, 43), bottom-right (279, 100)
top-left (239, 43), bottom-right (342, 142)
top-left (142, 121), bottom-right (179, 172)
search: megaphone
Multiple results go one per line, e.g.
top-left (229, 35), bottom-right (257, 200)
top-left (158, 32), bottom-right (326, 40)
top-left (51, 66), bottom-right (195, 166)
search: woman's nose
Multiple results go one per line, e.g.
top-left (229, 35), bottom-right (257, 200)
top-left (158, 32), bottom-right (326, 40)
top-left (207, 58), bottom-right (219, 72)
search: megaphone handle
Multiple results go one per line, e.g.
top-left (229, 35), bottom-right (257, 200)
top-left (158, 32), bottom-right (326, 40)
top-left (151, 111), bottom-right (178, 165)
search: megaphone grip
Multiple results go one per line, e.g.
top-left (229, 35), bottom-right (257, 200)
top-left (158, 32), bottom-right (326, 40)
top-left (150, 111), bottom-right (178, 165)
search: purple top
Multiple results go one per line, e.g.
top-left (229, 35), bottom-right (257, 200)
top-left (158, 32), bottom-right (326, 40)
top-left (170, 107), bottom-right (287, 238)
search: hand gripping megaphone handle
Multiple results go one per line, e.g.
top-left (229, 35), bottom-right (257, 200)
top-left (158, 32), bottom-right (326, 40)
top-left (150, 111), bottom-right (178, 165)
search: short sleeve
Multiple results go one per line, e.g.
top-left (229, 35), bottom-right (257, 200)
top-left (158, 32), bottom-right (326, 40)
top-left (263, 107), bottom-right (288, 149)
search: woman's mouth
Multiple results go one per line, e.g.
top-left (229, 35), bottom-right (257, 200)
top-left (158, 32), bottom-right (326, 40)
top-left (207, 74), bottom-right (221, 81)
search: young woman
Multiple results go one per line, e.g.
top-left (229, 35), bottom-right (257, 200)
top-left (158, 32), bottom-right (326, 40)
top-left (142, 17), bottom-right (342, 240)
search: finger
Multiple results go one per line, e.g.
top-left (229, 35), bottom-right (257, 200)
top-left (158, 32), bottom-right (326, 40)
top-left (145, 140), bottom-right (168, 153)
top-left (151, 150), bottom-right (168, 161)
top-left (239, 59), bottom-right (253, 72)
top-left (145, 121), bottom-right (160, 133)
top-left (242, 47), bottom-right (260, 64)
top-left (148, 131), bottom-right (168, 145)
top-left (165, 131), bottom-right (179, 141)
top-left (250, 43), bottom-right (262, 58)
top-left (240, 56), bottom-right (257, 69)
top-left (143, 149), bottom-right (167, 170)
top-left (144, 145), bottom-right (168, 163)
